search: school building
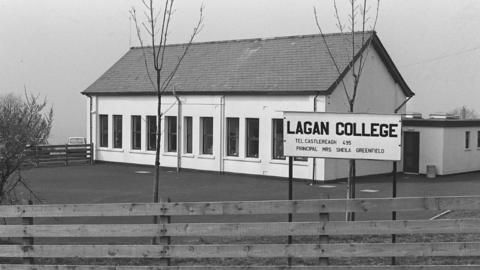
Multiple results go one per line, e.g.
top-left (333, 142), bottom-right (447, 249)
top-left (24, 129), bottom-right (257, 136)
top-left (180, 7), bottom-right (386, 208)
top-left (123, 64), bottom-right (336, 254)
top-left (82, 31), bottom-right (415, 181)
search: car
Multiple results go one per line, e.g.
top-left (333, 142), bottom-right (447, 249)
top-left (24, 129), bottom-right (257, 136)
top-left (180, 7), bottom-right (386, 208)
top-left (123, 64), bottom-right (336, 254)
top-left (67, 137), bottom-right (87, 145)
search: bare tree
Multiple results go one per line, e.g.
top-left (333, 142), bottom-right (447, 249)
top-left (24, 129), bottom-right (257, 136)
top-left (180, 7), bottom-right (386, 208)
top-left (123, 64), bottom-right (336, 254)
top-left (314, 0), bottom-right (380, 221)
top-left (448, 106), bottom-right (478, 119)
top-left (129, 0), bottom-right (204, 232)
top-left (0, 92), bottom-right (52, 204)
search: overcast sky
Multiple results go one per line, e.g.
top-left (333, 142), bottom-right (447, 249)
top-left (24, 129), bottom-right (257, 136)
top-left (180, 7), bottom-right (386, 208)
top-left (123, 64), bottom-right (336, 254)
top-left (1, 0), bottom-right (480, 143)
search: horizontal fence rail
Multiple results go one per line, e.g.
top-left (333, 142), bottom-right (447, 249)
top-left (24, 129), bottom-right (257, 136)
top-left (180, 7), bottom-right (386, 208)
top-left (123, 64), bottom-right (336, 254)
top-left (1, 242), bottom-right (480, 258)
top-left (23, 144), bottom-right (93, 167)
top-left (2, 219), bottom-right (480, 238)
top-left (1, 266), bottom-right (480, 270)
top-left (1, 196), bottom-right (480, 217)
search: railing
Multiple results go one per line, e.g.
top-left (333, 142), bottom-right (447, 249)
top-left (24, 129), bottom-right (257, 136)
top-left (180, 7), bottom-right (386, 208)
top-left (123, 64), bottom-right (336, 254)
top-left (0, 196), bottom-right (480, 269)
top-left (23, 143), bottom-right (93, 167)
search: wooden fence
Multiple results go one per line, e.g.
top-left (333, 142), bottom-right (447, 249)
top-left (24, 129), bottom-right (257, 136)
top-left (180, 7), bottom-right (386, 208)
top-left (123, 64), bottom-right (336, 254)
top-left (23, 144), bottom-right (93, 167)
top-left (0, 196), bottom-right (480, 269)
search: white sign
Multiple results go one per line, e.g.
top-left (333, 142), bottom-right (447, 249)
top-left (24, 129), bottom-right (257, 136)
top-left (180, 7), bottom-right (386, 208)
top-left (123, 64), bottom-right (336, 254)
top-left (283, 112), bottom-right (402, 161)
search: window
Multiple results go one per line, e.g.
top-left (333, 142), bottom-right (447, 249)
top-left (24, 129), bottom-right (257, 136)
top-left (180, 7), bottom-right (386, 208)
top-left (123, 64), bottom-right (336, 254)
top-left (246, 118), bottom-right (259, 158)
top-left (166, 116), bottom-right (177, 152)
top-left (226, 118), bottom-right (239, 156)
top-left (184, 117), bottom-right (192, 154)
top-left (272, 119), bottom-right (285, 160)
top-left (478, 131), bottom-right (480, 148)
top-left (131, 115), bottom-right (141, 150)
top-left (294, 156), bottom-right (308, 162)
top-left (113, 115), bottom-right (122, 149)
top-left (99, 114), bottom-right (108, 147)
top-left (147, 116), bottom-right (156, 151)
top-left (465, 131), bottom-right (470, 149)
top-left (201, 117), bottom-right (213, 155)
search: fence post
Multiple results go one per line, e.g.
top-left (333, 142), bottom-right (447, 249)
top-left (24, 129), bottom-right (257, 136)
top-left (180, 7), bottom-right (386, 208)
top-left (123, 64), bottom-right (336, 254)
top-left (319, 212), bottom-right (329, 265)
top-left (158, 198), bottom-right (171, 266)
top-left (35, 146), bottom-right (39, 167)
top-left (64, 144), bottom-right (68, 166)
top-left (89, 143), bottom-right (94, 165)
top-left (22, 200), bottom-right (34, 265)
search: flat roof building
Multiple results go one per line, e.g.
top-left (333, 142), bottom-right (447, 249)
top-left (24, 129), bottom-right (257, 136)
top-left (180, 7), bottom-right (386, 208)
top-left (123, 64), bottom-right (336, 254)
top-left (403, 118), bottom-right (480, 175)
top-left (82, 31), bottom-right (414, 181)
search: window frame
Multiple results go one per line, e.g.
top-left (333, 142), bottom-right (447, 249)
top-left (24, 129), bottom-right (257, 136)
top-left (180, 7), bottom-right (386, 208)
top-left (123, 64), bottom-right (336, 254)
top-left (465, 131), bottom-right (471, 149)
top-left (166, 116), bottom-right (177, 152)
top-left (201, 117), bottom-right (213, 155)
top-left (184, 116), bottom-right (193, 154)
top-left (99, 114), bottom-right (108, 148)
top-left (226, 118), bottom-right (239, 157)
top-left (131, 115), bottom-right (142, 150)
top-left (272, 118), bottom-right (285, 160)
top-left (146, 116), bottom-right (156, 151)
top-left (245, 118), bottom-right (259, 158)
top-left (112, 115), bottom-right (122, 149)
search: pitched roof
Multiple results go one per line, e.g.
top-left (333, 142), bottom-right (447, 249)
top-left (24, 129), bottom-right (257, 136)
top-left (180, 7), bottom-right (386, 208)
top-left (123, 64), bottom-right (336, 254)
top-left (82, 31), bottom-right (413, 97)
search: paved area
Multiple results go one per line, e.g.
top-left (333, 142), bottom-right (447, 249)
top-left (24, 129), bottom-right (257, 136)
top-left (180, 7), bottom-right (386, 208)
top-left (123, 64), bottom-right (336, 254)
top-left (20, 163), bottom-right (480, 222)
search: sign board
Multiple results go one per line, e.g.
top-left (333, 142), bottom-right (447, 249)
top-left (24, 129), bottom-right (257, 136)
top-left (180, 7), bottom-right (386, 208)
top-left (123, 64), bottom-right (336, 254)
top-left (283, 112), bottom-right (402, 161)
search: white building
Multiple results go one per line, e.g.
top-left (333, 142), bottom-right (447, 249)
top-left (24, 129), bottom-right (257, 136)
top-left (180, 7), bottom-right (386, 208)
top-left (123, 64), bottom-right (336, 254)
top-left (82, 32), bottom-right (414, 181)
top-left (403, 117), bottom-right (480, 175)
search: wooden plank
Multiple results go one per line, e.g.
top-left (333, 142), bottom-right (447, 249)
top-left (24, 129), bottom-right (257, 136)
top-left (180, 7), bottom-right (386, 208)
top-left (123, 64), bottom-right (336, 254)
top-left (1, 196), bottom-right (480, 218)
top-left (1, 265), bottom-right (480, 270)
top-left (1, 242), bottom-right (480, 258)
top-left (4, 219), bottom-right (480, 237)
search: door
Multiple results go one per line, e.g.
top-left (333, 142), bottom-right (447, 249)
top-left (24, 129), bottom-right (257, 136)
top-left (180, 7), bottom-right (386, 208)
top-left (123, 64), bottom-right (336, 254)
top-left (403, 131), bottom-right (420, 173)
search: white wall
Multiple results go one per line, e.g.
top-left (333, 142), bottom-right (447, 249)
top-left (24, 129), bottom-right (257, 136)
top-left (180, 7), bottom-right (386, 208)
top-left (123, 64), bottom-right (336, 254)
top-left (324, 44), bottom-right (408, 180)
top-left (403, 126), bottom-right (444, 175)
top-left (88, 94), bottom-right (329, 180)
top-left (443, 127), bottom-right (480, 174)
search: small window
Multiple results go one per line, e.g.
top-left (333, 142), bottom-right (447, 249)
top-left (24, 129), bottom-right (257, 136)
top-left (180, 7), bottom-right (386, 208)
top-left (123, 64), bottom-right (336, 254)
top-left (465, 131), bottom-right (470, 149)
top-left (294, 156), bottom-right (308, 162)
top-left (477, 131), bottom-right (480, 148)
top-left (131, 115), bottom-right (141, 150)
top-left (166, 116), bottom-right (177, 152)
top-left (226, 118), bottom-right (239, 156)
top-left (113, 115), bottom-right (122, 149)
top-left (146, 116), bottom-right (156, 151)
top-left (184, 116), bottom-right (193, 154)
top-left (99, 114), bottom-right (108, 147)
top-left (246, 118), bottom-right (259, 158)
top-left (272, 119), bottom-right (285, 160)
top-left (201, 117), bottom-right (213, 155)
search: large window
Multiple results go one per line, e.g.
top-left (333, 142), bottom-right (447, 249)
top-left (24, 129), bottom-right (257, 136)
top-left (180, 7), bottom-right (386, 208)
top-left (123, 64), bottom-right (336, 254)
top-left (466, 131), bottom-right (470, 149)
top-left (166, 116), bottom-right (177, 152)
top-left (184, 117), bottom-right (192, 154)
top-left (201, 117), bottom-right (213, 155)
top-left (99, 114), bottom-right (108, 147)
top-left (131, 115), bottom-right (141, 150)
top-left (246, 118), bottom-right (259, 158)
top-left (113, 115), bottom-right (122, 149)
top-left (272, 119), bottom-right (285, 160)
top-left (147, 116), bottom-right (156, 151)
top-left (226, 118), bottom-right (239, 156)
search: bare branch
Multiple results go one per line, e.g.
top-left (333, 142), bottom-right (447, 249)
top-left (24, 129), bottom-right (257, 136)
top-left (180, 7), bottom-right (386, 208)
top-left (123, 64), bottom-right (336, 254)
top-left (161, 3), bottom-right (204, 93)
top-left (313, 7), bottom-right (351, 102)
top-left (129, 8), bottom-right (157, 91)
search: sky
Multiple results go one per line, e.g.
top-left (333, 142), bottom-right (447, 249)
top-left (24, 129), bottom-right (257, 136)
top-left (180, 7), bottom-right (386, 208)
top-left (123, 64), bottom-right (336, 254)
top-left (1, 0), bottom-right (480, 143)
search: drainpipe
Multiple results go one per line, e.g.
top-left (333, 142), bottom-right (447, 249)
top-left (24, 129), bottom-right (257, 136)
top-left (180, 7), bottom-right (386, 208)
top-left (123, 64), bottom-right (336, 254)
top-left (219, 95), bottom-right (225, 173)
top-left (87, 94), bottom-right (94, 163)
top-left (173, 86), bottom-right (182, 172)
top-left (311, 92), bottom-right (322, 183)
top-left (394, 96), bottom-right (413, 114)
